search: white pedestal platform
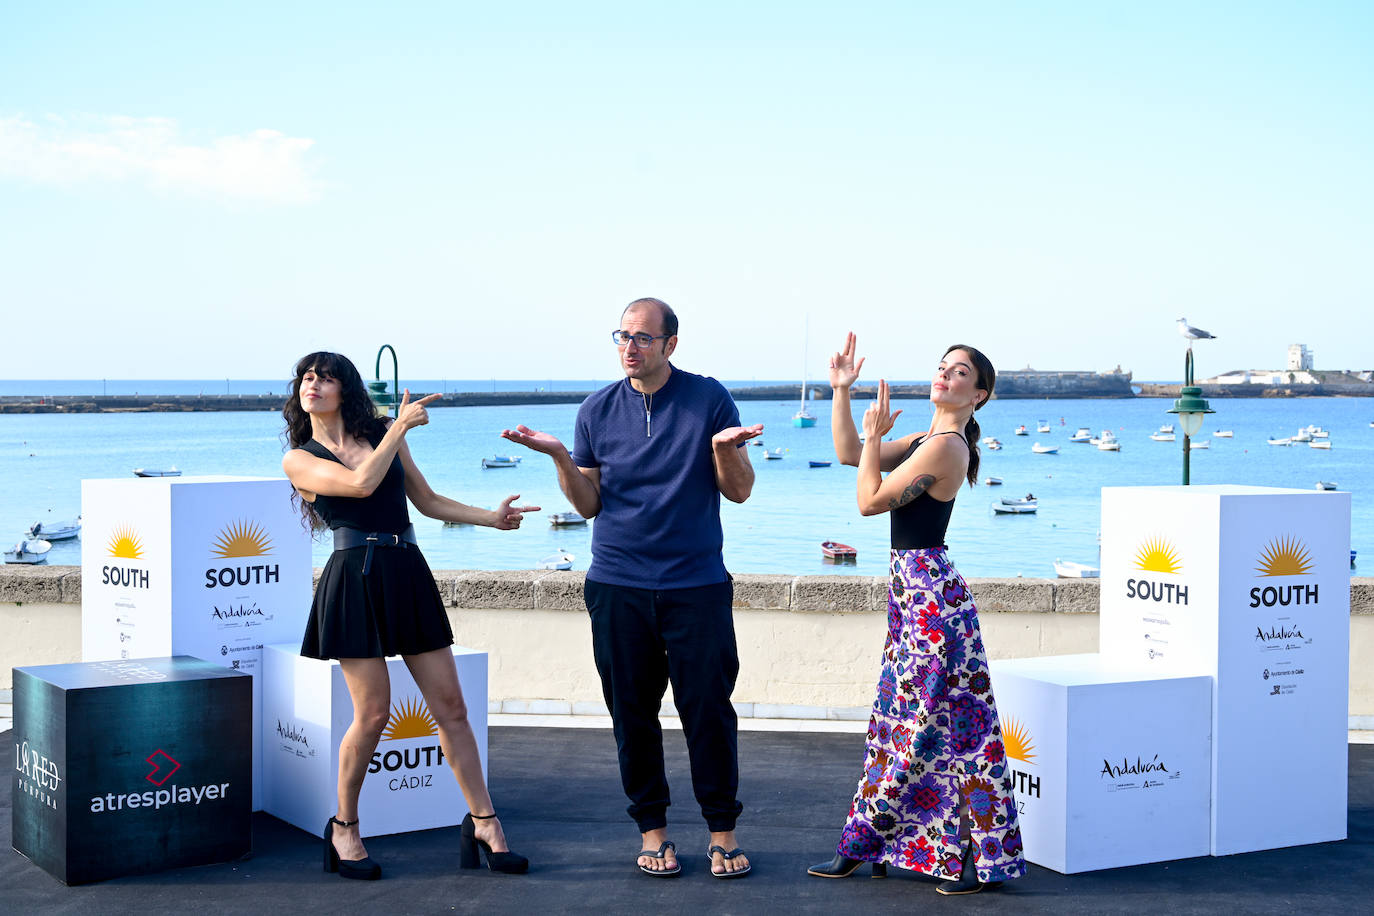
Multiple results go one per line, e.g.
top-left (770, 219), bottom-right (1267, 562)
top-left (989, 653), bottom-right (1212, 874)
top-left (262, 644), bottom-right (489, 838)
top-left (80, 476), bottom-right (313, 810)
top-left (1100, 485), bottom-right (1350, 855)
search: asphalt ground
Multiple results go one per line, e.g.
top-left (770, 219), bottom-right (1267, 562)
top-left (3, 726), bottom-right (1371, 915)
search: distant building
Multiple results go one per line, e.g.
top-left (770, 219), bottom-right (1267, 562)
top-left (1205, 344), bottom-right (1317, 385)
top-left (1288, 344), bottom-right (1313, 371)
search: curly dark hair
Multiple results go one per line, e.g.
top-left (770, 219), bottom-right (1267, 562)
top-left (281, 351), bottom-right (386, 530)
top-left (943, 344), bottom-right (996, 487)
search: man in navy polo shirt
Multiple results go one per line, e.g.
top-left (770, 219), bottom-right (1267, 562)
top-left (503, 297), bottom-right (762, 878)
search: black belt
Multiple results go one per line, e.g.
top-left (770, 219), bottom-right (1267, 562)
top-left (333, 524), bottom-right (417, 575)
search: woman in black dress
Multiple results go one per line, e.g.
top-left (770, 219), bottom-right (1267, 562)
top-left (282, 352), bottom-right (538, 879)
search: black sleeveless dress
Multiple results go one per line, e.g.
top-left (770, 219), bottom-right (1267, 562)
top-left (298, 433), bottom-right (453, 660)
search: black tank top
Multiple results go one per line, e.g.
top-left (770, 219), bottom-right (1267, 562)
top-left (889, 432), bottom-right (965, 549)
top-left (300, 433), bottom-right (411, 532)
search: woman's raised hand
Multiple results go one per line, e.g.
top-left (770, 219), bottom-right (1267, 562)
top-left (862, 379), bottom-right (902, 441)
top-left (829, 331), bottom-right (865, 390)
top-left (395, 389), bottom-right (443, 431)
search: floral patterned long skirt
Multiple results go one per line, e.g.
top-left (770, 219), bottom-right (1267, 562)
top-left (836, 547), bottom-right (1027, 882)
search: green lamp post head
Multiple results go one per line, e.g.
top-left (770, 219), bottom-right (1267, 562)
top-left (367, 379), bottom-right (393, 409)
top-left (1167, 386), bottom-right (1214, 437)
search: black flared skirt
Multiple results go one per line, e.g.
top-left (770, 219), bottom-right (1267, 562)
top-left (300, 544), bottom-right (453, 660)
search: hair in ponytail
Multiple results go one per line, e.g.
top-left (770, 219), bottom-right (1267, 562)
top-left (943, 344), bottom-right (996, 487)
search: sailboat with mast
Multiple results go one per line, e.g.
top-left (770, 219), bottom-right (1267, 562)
top-left (793, 317), bottom-right (817, 428)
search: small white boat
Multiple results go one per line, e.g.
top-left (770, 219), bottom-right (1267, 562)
top-left (1036, 420), bottom-right (1051, 433)
top-left (537, 549), bottom-right (575, 570)
top-left (1309, 439), bottom-right (1331, 450)
top-left (1267, 437), bottom-right (1291, 446)
top-left (4, 539), bottom-right (51, 564)
top-left (1157, 424), bottom-right (1175, 435)
top-left (1002, 494), bottom-right (1037, 507)
top-left (750, 440), bottom-right (765, 446)
top-left (1149, 432), bottom-right (1175, 442)
top-left (1097, 431), bottom-right (1121, 451)
top-left (1214, 430), bottom-right (1234, 438)
top-left (28, 517), bottom-right (81, 540)
top-left (1291, 429), bottom-right (1312, 443)
top-left (1031, 443), bottom-right (1058, 454)
top-left (764, 448), bottom-right (785, 460)
top-left (1014, 425), bottom-right (1029, 436)
top-left (981, 436), bottom-right (999, 445)
top-left (1306, 425), bottom-right (1329, 439)
top-left (986, 439), bottom-right (1003, 451)
top-left (985, 477), bottom-right (1003, 486)
top-left (549, 511), bottom-right (587, 526)
top-left (481, 455), bottom-right (521, 469)
top-left (1316, 481), bottom-right (1337, 491)
top-left (992, 501), bottom-right (1037, 515)
top-left (1054, 558), bottom-right (1100, 578)
top-left (1189, 439), bottom-right (1210, 450)
top-left (134, 467), bottom-right (181, 477)
top-left (1069, 427), bottom-right (1093, 443)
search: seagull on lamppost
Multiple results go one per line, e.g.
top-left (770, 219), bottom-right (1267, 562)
top-left (1177, 317), bottom-right (1216, 342)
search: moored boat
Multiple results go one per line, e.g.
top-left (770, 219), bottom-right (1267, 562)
top-left (1097, 431), bottom-right (1121, 451)
top-left (537, 549), bottom-right (575, 570)
top-left (985, 476), bottom-right (1003, 486)
top-left (1030, 442), bottom-right (1058, 454)
top-left (549, 511), bottom-right (587, 526)
top-left (482, 455), bottom-right (521, 468)
top-left (1316, 481), bottom-right (1337, 491)
top-left (1189, 439), bottom-right (1210, 450)
top-left (4, 539), bottom-right (51, 564)
top-left (1053, 558), bottom-right (1099, 578)
top-left (1267, 436), bottom-right (1291, 446)
top-left (1036, 420), bottom-right (1050, 433)
top-left (1149, 432), bottom-right (1175, 442)
top-left (1309, 439), bottom-right (1331, 450)
top-left (986, 439), bottom-right (1003, 451)
top-left (134, 467), bottom-right (181, 477)
top-left (992, 501), bottom-right (1037, 515)
top-left (27, 518), bottom-right (81, 540)
top-left (808, 460), bottom-right (831, 468)
top-left (1214, 430), bottom-right (1233, 438)
top-left (1069, 427), bottom-right (1093, 442)
top-left (764, 448), bottom-right (784, 460)
top-left (820, 540), bottom-right (857, 560)
top-left (1014, 425), bottom-right (1029, 436)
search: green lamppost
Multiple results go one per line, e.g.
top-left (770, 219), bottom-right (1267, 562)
top-left (1167, 320), bottom-right (1216, 485)
top-left (370, 345), bottom-right (399, 418)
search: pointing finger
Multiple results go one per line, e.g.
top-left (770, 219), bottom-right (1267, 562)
top-left (417, 393), bottom-right (442, 407)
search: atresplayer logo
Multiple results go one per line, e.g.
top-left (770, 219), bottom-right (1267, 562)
top-left (205, 520), bottom-right (280, 589)
top-left (102, 524), bottom-right (150, 589)
top-left (15, 739), bottom-right (63, 811)
top-left (1125, 537), bottom-right (1188, 605)
top-left (368, 696), bottom-right (446, 791)
top-left (1249, 536), bottom-right (1318, 608)
top-left (89, 748), bottom-right (230, 813)
top-left (1003, 716), bottom-right (1039, 807)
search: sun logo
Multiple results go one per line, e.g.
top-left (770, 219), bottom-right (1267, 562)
top-left (1002, 716), bottom-right (1036, 764)
top-left (1256, 536), bottom-right (1314, 577)
top-left (210, 520), bottom-right (273, 558)
top-left (1134, 537), bottom-right (1182, 575)
top-left (107, 525), bottom-right (145, 559)
top-left (380, 696), bottom-right (438, 740)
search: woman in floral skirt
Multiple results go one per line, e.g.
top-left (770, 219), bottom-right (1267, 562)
top-left (807, 335), bottom-right (1026, 895)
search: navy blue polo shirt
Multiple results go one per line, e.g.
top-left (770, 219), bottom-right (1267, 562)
top-left (572, 365), bottom-right (743, 590)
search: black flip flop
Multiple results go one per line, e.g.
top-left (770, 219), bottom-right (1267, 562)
top-left (706, 845), bottom-right (752, 878)
top-left (637, 840), bottom-right (681, 877)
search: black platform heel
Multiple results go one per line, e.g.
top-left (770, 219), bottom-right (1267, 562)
top-left (936, 841), bottom-right (1001, 895)
top-left (323, 815), bottom-right (382, 880)
top-left (807, 853), bottom-right (887, 878)
top-left (460, 812), bottom-right (529, 874)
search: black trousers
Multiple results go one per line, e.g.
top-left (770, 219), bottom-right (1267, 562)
top-left (583, 577), bottom-right (743, 833)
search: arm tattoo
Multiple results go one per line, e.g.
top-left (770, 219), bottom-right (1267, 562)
top-left (888, 473), bottom-right (936, 511)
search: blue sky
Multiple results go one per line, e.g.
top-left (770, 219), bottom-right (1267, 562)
top-left (3, 2), bottom-right (1371, 382)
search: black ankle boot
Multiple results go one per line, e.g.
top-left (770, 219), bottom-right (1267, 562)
top-left (807, 853), bottom-right (887, 879)
top-left (460, 812), bottom-right (529, 874)
top-left (936, 841), bottom-right (1000, 895)
top-left (323, 816), bottom-right (382, 880)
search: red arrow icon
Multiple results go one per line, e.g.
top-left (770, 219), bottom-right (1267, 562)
top-left (145, 749), bottom-right (181, 786)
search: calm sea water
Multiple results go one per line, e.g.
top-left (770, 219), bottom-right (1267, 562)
top-left (3, 397), bottom-right (1370, 578)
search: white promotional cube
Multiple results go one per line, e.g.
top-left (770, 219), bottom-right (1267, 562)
top-left (81, 476), bottom-right (314, 810)
top-left (989, 654), bottom-right (1212, 874)
top-left (262, 644), bottom-right (488, 838)
top-left (1100, 485), bottom-right (1350, 855)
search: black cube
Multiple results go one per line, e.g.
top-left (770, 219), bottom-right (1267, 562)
top-left (11, 656), bottom-right (252, 884)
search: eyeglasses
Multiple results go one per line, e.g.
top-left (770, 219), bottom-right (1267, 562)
top-left (611, 331), bottom-right (672, 348)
